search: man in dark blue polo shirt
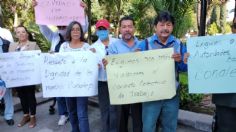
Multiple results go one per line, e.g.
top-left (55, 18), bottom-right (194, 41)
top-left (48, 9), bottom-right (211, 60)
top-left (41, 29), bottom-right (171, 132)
top-left (138, 11), bottom-right (187, 132)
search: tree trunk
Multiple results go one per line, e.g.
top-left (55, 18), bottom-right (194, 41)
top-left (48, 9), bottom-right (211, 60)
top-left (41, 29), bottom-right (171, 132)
top-left (220, 3), bottom-right (226, 33)
top-left (0, 4), bottom-right (3, 27)
top-left (235, 0), bottom-right (236, 17)
top-left (197, 0), bottom-right (201, 33)
top-left (199, 0), bottom-right (207, 36)
top-left (87, 0), bottom-right (92, 44)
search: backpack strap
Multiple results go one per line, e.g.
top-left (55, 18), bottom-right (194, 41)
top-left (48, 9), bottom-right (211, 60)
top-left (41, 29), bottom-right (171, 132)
top-left (54, 34), bottom-right (65, 52)
top-left (145, 37), bottom-right (153, 50)
top-left (145, 39), bottom-right (149, 50)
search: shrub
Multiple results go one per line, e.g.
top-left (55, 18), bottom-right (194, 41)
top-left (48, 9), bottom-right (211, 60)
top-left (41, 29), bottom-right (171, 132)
top-left (179, 73), bottom-right (204, 109)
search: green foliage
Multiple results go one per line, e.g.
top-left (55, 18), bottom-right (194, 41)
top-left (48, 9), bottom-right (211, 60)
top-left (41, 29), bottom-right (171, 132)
top-left (0, 0), bottom-right (50, 51)
top-left (208, 2), bottom-right (227, 34)
top-left (146, 0), bottom-right (196, 38)
top-left (129, 0), bottom-right (155, 38)
top-left (27, 22), bottom-right (50, 52)
top-left (219, 4), bottom-right (226, 33)
top-left (225, 23), bottom-right (232, 33)
top-left (179, 73), bottom-right (204, 109)
top-left (210, 5), bottom-right (220, 26)
top-left (207, 22), bottom-right (219, 35)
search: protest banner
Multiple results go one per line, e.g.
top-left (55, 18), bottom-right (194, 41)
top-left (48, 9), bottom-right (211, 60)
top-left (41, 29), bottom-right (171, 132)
top-left (34, 0), bottom-right (85, 25)
top-left (41, 51), bottom-right (98, 97)
top-left (106, 48), bottom-right (176, 104)
top-left (187, 34), bottom-right (236, 93)
top-left (0, 50), bottom-right (41, 88)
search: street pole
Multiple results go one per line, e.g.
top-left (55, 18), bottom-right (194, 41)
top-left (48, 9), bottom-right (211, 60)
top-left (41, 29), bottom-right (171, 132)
top-left (235, 0), bottom-right (236, 17)
top-left (199, 0), bottom-right (207, 36)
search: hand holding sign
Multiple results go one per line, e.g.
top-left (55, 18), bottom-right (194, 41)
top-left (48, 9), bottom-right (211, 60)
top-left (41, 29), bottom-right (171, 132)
top-left (34, 0), bottom-right (85, 26)
top-left (106, 48), bottom-right (176, 104)
top-left (187, 34), bottom-right (236, 93)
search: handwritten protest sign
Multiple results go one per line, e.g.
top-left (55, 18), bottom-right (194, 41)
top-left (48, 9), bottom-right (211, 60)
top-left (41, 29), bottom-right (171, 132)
top-left (41, 51), bottom-right (98, 97)
top-left (0, 51), bottom-right (41, 88)
top-left (187, 34), bottom-right (236, 93)
top-left (35, 0), bottom-right (85, 26)
top-left (106, 48), bottom-right (176, 104)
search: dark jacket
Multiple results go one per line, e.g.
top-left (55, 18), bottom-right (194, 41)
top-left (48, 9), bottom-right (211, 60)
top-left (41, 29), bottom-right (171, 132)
top-left (212, 94), bottom-right (236, 108)
top-left (0, 36), bottom-right (10, 53)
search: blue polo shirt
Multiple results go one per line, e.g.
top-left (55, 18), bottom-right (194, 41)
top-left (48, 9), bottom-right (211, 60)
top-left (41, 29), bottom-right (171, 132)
top-left (108, 37), bottom-right (140, 55)
top-left (138, 34), bottom-right (180, 52)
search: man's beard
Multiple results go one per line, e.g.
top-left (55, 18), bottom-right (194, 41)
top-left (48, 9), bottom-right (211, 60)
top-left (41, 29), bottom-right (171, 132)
top-left (122, 33), bottom-right (133, 41)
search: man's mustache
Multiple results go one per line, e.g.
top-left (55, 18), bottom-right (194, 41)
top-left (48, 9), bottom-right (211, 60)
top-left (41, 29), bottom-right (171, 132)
top-left (124, 32), bottom-right (132, 36)
top-left (160, 29), bottom-right (170, 33)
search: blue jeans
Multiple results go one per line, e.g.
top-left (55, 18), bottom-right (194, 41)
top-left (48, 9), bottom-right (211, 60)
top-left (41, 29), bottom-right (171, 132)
top-left (57, 97), bottom-right (68, 116)
top-left (4, 89), bottom-right (14, 120)
top-left (142, 94), bottom-right (179, 132)
top-left (66, 97), bottom-right (89, 132)
top-left (98, 81), bottom-right (119, 132)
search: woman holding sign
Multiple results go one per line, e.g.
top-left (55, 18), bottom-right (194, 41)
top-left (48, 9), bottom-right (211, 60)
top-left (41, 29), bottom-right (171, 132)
top-left (59, 21), bottom-right (95, 132)
top-left (8, 25), bottom-right (40, 128)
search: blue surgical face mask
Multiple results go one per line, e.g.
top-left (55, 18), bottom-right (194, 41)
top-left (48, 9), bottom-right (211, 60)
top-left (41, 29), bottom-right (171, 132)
top-left (96, 30), bottom-right (109, 41)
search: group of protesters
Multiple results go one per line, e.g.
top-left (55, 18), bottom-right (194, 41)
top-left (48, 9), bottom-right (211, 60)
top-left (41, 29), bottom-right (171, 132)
top-left (0, 0), bottom-right (236, 132)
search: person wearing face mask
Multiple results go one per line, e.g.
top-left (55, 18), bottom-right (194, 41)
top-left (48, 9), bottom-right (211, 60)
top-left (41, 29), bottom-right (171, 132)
top-left (91, 19), bottom-right (119, 132)
top-left (105, 16), bottom-right (143, 132)
top-left (32, 0), bottom-right (88, 126)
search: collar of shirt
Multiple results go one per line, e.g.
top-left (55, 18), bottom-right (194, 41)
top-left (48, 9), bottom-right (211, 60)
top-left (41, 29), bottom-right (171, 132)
top-left (121, 37), bottom-right (139, 49)
top-left (151, 34), bottom-right (176, 48)
top-left (108, 37), bottom-right (140, 54)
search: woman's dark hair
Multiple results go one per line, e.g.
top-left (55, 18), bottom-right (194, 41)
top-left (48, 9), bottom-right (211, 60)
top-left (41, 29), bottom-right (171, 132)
top-left (16, 25), bottom-right (35, 41)
top-left (65, 21), bottom-right (85, 41)
top-left (119, 16), bottom-right (135, 27)
top-left (154, 11), bottom-right (175, 26)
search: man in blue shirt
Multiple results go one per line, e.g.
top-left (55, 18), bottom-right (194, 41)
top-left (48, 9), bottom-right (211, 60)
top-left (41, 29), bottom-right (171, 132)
top-left (138, 11), bottom-right (187, 132)
top-left (108, 16), bottom-right (142, 132)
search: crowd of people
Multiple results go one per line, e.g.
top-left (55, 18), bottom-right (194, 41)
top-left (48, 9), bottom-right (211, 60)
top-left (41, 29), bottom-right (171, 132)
top-left (0, 0), bottom-right (236, 132)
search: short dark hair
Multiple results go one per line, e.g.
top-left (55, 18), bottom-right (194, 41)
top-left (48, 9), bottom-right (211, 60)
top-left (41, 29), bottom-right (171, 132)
top-left (16, 25), bottom-right (35, 41)
top-left (65, 21), bottom-right (85, 41)
top-left (154, 11), bottom-right (175, 25)
top-left (119, 16), bottom-right (135, 27)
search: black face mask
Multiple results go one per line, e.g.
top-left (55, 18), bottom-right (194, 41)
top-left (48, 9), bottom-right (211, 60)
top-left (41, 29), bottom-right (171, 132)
top-left (232, 23), bottom-right (236, 29)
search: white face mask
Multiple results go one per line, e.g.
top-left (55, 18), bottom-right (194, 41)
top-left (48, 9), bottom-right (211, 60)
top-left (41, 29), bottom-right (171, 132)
top-left (58, 29), bottom-right (67, 36)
